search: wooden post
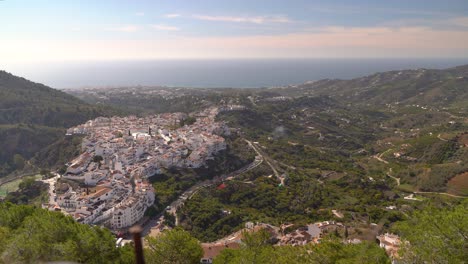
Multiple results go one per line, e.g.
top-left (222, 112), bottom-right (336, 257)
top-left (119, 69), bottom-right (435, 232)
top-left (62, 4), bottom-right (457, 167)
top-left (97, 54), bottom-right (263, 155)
top-left (130, 225), bottom-right (145, 264)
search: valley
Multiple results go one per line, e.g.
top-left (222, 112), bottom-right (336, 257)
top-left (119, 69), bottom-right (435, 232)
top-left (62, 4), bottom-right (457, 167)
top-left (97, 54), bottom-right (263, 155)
top-left (1, 65), bottom-right (467, 263)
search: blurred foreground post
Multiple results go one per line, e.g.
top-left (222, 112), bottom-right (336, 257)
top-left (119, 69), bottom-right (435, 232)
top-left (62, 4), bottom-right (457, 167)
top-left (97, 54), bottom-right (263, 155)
top-left (130, 225), bottom-right (145, 264)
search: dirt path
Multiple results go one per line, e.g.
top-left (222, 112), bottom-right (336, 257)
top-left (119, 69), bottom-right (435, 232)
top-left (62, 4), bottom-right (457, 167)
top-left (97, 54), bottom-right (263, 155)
top-left (414, 191), bottom-right (467, 199)
top-left (386, 168), bottom-right (400, 186)
top-left (372, 149), bottom-right (392, 164)
top-left (437, 134), bottom-right (448, 142)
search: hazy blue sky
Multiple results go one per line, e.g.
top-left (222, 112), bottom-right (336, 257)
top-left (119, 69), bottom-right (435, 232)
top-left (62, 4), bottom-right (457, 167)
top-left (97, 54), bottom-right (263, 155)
top-left (1, 0), bottom-right (468, 63)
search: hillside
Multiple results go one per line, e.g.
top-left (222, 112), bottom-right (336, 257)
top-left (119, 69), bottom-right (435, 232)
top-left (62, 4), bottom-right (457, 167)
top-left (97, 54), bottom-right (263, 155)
top-left (0, 203), bottom-right (133, 263)
top-left (65, 65), bottom-right (468, 196)
top-left (0, 71), bottom-right (114, 177)
top-left (0, 71), bottom-right (110, 127)
top-left (2, 65), bottom-right (465, 263)
top-left (270, 65), bottom-right (468, 111)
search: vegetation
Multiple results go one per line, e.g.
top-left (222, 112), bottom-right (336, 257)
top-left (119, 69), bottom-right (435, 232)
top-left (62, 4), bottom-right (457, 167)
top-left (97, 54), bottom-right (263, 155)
top-left (0, 124), bottom-right (63, 176)
top-left (1, 65), bottom-right (467, 263)
top-left (0, 203), bottom-right (132, 264)
top-left (447, 172), bottom-right (468, 196)
top-left (6, 64), bottom-right (466, 187)
top-left (68, 87), bottom-right (213, 114)
top-left (214, 229), bottom-right (390, 264)
top-left (0, 71), bottom-right (117, 177)
top-left (179, 166), bottom-right (406, 242)
top-left (0, 175), bottom-right (43, 198)
top-left (294, 66), bottom-right (468, 108)
top-left (151, 137), bottom-right (254, 211)
top-left (180, 116), bottom-right (197, 127)
top-left (32, 135), bottom-right (86, 173)
top-left (3, 176), bottom-right (48, 205)
top-left (393, 201), bottom-right (468, 263)
top-left (145, 228), bottom-right (203, 264)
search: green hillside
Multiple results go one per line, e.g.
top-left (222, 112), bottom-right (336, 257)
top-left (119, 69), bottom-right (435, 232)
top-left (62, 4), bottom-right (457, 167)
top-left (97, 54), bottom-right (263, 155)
top-left (0, 70), bottom-right (110, 127)
top-left (0, 71), bottom-right (114, 177)
top-left (293, 65), bottom-right (468, 109)
top-left (0, 203), bottom-right (133, 263)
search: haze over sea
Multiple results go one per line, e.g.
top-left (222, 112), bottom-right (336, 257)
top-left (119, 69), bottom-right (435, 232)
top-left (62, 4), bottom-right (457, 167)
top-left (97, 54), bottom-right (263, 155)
top-left (5, 58), bottom-right (468, 89)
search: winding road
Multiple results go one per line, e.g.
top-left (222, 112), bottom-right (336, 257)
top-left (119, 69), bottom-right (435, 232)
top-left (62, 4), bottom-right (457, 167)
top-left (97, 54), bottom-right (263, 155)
top-left (142, 139), bottom-right (264, 237)
top-left (248, 141), bottom-right (285, 185)
top-left (386, 168), bottom-right (400, 186)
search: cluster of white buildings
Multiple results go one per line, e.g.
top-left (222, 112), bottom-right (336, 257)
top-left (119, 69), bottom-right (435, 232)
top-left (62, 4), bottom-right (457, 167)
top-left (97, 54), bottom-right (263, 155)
top-left (277, 221), bottom-right (345, 246)
top-left (67, 108), bottom-right (228, 172)
top-left (56, 107), bottom-right (229, 231)
top-left (377, 233), bottom-right (402, 263)
top-left (55, 175), bottom-right (154, 230)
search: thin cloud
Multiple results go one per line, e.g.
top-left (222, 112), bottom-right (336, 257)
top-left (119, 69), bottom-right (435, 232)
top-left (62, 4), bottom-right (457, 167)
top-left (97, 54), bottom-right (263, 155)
top-left (193, 15), bottom-right (291, 24)
top-left (4, 25), bottom-right (468, 62)
top-left (165, 14), bottom-right (181, 18)
top-left (151, 24), bottom-right (180, 31)
top-left (135, 12), bottom-right (145, 17)
top-left (450, 17), bottom-right (468, 27)
top-left (383, 16), bottom-right (468, 29)
top-left (106, 25), bottom-right (140, 32)
top-left (309, 5), bottom-right (452, 16)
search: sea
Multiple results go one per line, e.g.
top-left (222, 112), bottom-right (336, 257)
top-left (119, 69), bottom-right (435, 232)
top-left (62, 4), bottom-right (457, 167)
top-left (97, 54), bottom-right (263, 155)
top-left (4, 58), bottom-right (468, 89)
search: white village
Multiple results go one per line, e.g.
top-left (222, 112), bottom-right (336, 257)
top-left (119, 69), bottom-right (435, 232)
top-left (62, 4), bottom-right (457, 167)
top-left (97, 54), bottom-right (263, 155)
top-left (43, 107), bottom-right (229, 231)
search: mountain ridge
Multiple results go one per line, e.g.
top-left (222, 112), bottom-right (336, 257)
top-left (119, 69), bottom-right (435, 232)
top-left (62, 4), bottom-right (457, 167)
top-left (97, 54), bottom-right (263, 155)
top-left (290, 64), bottom-right (468, 108)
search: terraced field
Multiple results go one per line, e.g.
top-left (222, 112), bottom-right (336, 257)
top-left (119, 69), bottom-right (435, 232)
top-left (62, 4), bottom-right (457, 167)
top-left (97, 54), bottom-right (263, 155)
top-left (447, 172), bottom-right (468, 196)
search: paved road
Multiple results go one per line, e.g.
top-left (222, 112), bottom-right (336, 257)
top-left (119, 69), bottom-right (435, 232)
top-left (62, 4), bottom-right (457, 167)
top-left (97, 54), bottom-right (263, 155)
top-left (142, 140), bottom-right (264, 237)
top-left (171, 155), bottom-right (263, 224)
top-left (247, 140), bottom-right (285, 185)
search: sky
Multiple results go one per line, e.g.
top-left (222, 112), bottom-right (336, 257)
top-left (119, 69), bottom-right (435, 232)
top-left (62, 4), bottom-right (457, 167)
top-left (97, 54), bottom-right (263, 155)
top-left (1, 0), bottom-right (468, 63)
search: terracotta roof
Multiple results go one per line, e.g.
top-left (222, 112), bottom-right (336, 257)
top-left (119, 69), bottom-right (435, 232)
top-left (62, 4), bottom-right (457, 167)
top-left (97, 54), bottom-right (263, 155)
top-left (90, 187), bottom-right (112, 198)
top-left (202, 242), bottom-right (240, 259)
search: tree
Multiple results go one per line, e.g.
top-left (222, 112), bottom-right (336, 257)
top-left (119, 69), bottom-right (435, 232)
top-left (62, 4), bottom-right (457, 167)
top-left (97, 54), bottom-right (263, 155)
top-left (93, 155), bottom-right (103, 163)
top-left (180, 116), bottom-right (197, 127)
top-left (145, 228), bottom-right (203, 264)
top-left (18, 176), bottom-right (36, 190)
top-left (214, 230), bottom-right (276, 264)
top-left (40, 168), bottom-right (53, 179)
top-left (334, 227), bottom-right (340, 238)
top-left (0, 226), bottom-right (11, 256)
top-left (13, 154), bottom-right (25, 170)
top-left (304, 239), bottom-right (390, 264)
top-left (163, 211), bottom-right (176, 228)
top-left (393, 201), bottom-right (468, 263)
top-left (214, 231), bottom-right (389, 264)
top-left (58, 165), bottom-right (67, 175)
top-left (0, 203), bottom-right (127, 264)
